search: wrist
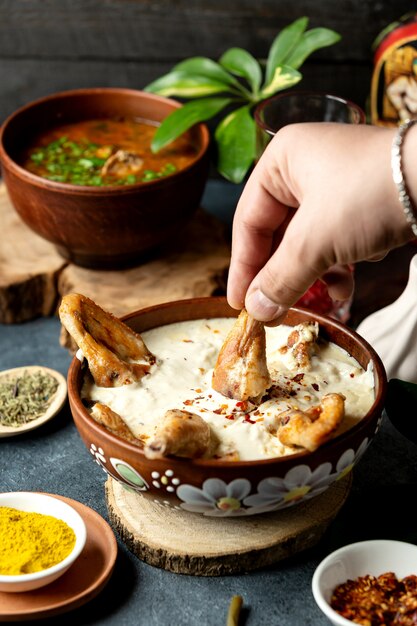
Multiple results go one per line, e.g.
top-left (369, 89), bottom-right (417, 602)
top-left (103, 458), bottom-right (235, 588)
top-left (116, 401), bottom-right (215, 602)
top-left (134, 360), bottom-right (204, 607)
top-left (392, 120), bottom-right (417, 238)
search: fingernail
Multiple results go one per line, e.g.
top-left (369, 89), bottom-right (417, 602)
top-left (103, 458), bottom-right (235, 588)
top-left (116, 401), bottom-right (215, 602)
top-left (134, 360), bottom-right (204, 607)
top-left (246, 289), bottom-right (284, 322)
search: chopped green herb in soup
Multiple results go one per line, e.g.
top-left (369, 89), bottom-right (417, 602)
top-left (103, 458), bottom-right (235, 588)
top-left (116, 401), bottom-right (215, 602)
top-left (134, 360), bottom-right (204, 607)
top-left (21, 118), bottom-right (198, 186)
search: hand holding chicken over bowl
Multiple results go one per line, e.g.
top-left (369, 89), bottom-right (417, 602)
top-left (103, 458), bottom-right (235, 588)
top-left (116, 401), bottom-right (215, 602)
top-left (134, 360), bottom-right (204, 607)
top-left (62, 295), bottom-right (386, 518)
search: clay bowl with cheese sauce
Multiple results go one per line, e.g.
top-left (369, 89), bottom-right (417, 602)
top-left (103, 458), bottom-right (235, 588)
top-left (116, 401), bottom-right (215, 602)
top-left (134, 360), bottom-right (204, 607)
top-left (67, 297), bottom-right (387, 518)
top-left (0, 88), bottom-right (210, 269)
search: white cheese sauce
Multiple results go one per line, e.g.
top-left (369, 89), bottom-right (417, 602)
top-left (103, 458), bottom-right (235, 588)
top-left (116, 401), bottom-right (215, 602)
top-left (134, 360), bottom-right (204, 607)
top-left (82, 318), bottom-right (375, 461)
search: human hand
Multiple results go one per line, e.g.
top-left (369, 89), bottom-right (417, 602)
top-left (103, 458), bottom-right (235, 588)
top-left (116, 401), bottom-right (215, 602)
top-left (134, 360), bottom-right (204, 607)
top-left (227, 122), bottom-right (416, 322)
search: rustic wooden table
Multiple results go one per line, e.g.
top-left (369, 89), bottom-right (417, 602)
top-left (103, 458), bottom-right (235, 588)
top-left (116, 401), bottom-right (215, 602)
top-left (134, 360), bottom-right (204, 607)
top-left (1, 179), bottom-right (417, 625)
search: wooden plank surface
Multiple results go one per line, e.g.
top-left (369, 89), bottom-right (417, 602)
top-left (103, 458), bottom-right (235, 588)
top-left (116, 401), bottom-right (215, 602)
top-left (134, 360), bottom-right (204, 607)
top-left (0, 183), bottom-right (230, 326)
top-left (0, 0), bottom-right (411, 122)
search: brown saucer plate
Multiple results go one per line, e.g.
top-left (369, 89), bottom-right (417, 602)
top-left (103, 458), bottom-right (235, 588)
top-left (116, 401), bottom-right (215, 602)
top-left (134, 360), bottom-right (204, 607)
top-left (0, 494), bottom-right (117, 621)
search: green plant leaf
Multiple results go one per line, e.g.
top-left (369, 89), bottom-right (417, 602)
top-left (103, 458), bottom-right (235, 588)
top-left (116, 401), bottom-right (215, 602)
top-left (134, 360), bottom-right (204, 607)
top-left (219, 48), bottom-right (262, 94)
top-left (260, 65), bottom-right (302, 99)
top-left (173, 57), bottom-right (241, 88)
top-left (265, 17), bottom-right (308, 85)
top-left (214, 105), bottom-right (256, 183)
top-left (284, 28), bottom-right (341, 70)
top-left (151, 97), bottom-right (233, 152)
top-left (144, 71), bottom-right (232, 98)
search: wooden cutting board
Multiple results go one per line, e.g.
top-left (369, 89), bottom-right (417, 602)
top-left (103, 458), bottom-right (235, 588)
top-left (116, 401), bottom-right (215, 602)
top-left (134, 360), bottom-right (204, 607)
top-left (105, 474), bottom-right (352, 576)
top-left (0, 183), bottom-right (231, 329)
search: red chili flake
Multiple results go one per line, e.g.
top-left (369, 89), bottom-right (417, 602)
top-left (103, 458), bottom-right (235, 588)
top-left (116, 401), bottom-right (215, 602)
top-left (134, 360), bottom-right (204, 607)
top-left (312, 383), bottom-right (319, 391)
top-left (183, 399), bottom-right (194, 406)
top-left (244, 414), bottom-right (256, 424)
top-left (225, 414), bottom-right (235, 421)
top-left (350, 372), bottom-right (355, 378)
top-left (292, 373), bottom-right (305, 383)
top-left (213, 404), bottom-right (229, 415)
top-left (236, 401), bottom-right (248, 411)
top-left (194, 388), bottom-right (202, 393)
top-left (330, 572), bottom-right (417, 625)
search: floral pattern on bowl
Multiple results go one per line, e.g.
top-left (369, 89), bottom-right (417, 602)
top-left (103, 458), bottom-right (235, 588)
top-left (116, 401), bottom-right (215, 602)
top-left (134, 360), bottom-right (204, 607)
top-left (88, 436), bottom-right (370, 517)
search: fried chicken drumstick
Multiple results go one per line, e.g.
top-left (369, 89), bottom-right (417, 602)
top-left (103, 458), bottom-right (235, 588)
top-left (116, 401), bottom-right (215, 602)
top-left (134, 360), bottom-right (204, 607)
top-left (59, 293), bottom-right (155, 387)
top-left (212, 309), bottom-right (271, 402)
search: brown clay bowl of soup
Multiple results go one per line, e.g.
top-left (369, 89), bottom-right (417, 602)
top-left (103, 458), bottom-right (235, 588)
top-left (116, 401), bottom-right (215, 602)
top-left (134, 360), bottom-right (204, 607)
top-left (0, 88), bottom-right (210, 269)
top-left (64, 295), bottom-right (387, 518)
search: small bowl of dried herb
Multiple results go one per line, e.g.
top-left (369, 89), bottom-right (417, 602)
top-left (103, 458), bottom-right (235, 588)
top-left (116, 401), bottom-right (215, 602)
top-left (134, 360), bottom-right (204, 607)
top-left (0, 491), bottom-right (87, 592)
top-left (312, 539), bottom-right (417, 625)
top-left (0, 366), bottom-right (67, 437)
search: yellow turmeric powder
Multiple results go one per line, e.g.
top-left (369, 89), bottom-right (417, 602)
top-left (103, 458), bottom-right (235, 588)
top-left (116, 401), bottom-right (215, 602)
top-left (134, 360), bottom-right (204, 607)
top-left (0, 506), bottom-right (76, 575)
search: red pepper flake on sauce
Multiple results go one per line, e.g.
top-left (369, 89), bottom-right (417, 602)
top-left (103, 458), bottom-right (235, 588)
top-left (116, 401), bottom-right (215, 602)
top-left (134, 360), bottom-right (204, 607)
top-left (244, 414), bottom-right (256, 424)
top-left (330, 572), bottom-right (417, 625)
top-left (292, 373), bottom-right (305, 383)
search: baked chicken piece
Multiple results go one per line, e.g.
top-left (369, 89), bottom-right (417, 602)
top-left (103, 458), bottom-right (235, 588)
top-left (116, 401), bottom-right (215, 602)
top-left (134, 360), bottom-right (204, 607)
top-left (281, 321), bottom-right (319, 370)
top-left (144, 409), bottom-right (212, 460)
top-left (101, 149), bottom-right (144, 178)
top-left (212, 309), bottom-right (271, 402)
top-left (59, 293), bottom-right (155, 387)
top-left (91, 402), bottom-right (143, 447)
top-left (277, 392), bottom-right (345, 452)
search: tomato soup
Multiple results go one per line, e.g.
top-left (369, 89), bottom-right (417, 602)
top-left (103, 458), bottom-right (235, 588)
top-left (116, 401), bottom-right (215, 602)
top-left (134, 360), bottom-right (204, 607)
top-left (20, 118), bottom-right (198, 186)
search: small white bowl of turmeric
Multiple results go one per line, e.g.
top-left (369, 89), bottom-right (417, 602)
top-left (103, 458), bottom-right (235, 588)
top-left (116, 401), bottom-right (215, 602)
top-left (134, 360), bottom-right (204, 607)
top-left (0, 491), bottom-right (87, 592)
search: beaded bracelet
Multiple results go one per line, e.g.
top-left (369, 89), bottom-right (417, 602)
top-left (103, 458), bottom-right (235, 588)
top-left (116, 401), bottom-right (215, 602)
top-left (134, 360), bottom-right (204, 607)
top-left (391, 118), bottom-right (417, 237)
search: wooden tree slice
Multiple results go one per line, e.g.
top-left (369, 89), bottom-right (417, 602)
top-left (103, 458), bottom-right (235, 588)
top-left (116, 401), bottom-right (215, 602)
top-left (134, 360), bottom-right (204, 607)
top-left (58, 209), bottom-right (230, 351)
top-left (0, 182), bottom-right (230, 328)
top-left (0, 184), bottom-right (66, 323)
top-left (105, 474), bottom-right (352, 576)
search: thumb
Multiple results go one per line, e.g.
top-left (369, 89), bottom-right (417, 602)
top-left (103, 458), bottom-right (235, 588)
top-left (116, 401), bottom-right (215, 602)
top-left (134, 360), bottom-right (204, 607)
top-left (244, 212), bottom-right (330, 322)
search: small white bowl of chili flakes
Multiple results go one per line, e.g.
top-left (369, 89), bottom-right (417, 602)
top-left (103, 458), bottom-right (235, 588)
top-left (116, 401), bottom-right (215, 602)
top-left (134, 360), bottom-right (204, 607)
top-left (312, 539), bottom-right (417, 625)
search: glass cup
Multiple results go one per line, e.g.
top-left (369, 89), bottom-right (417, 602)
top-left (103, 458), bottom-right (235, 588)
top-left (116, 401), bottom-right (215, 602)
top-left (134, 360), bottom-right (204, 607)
top-left (253, 91), bottom-right (366, 323)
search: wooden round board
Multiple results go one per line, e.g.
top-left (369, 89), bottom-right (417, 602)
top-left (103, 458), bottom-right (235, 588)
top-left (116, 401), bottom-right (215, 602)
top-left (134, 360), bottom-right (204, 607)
top-left (105, 474), bottom-right (352, 576)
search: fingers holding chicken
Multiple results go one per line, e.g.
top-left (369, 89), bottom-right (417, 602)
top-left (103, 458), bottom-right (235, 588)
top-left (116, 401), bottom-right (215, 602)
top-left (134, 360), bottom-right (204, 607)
top-left (59, 293), bottom-right (155, 387)
top-left (212, 309), bottom-right (271, 403)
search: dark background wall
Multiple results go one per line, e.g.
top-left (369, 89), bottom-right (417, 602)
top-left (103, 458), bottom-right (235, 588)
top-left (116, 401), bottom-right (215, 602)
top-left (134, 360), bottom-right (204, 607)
top-left (0, 1), bottom-right (414, 125)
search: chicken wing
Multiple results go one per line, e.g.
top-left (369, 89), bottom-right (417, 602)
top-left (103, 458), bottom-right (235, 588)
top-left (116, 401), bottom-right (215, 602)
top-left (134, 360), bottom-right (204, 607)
top-left (281, 321), bottom-right (319, 370)
top-left (101, 150), bottom-right (144, 178)
top-left (212, 309), bottom-right (271, 402)
top-left (91, 402), bottom-right (143, 447)
top-left (277, 392), bottom-right (345, 452)
top-left (144, 409), bottom-right (212, 459)
top-left (59, 293), bottom-right (155, 387)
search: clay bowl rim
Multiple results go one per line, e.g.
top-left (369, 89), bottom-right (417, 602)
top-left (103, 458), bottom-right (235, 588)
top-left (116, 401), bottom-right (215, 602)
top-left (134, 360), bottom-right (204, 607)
top-left (67, 296), bottom-right (387, 469)
top-left (0, 87), bottom-right (210, 196)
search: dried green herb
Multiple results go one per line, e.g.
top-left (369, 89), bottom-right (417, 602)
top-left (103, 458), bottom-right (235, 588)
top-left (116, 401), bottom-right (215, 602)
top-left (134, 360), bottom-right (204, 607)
top-left (0, 371), bottom-right (59, 427)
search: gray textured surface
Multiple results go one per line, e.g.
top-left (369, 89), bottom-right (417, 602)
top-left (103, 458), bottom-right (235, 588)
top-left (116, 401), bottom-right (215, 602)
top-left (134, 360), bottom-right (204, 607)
top-left (1, 181), bottom-right (417, 625)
